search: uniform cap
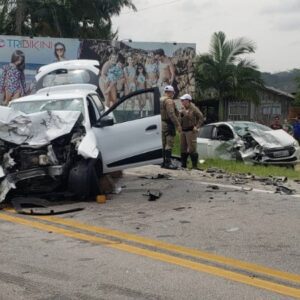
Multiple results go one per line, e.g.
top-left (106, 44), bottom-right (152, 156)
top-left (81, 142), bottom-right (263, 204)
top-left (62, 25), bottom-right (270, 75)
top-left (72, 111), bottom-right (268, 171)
top-left (180, 94), bottom-right (192, 101)
top-left (164, 85), bottom-right (174, 93)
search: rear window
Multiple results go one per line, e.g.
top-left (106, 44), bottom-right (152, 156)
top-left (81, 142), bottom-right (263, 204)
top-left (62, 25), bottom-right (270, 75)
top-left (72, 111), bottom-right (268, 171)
top-left (35, 69), bottom-right (100, 91)
top-left (41, 69), bottom-right (91, 88)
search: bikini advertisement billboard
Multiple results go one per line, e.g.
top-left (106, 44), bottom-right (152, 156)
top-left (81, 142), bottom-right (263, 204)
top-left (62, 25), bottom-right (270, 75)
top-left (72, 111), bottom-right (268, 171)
top-left (0, 35), bottom-right (196, 105)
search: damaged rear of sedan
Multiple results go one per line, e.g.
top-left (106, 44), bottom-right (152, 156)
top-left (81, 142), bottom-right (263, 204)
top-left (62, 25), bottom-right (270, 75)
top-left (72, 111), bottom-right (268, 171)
top-left (0, 84), bottom-right (163, 203)
top-left (197, 121), bottom-right (300, 165)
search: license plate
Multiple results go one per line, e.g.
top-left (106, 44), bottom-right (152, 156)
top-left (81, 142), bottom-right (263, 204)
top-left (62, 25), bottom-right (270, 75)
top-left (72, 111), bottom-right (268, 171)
top-left (273, 150), bottom-right (289, 157)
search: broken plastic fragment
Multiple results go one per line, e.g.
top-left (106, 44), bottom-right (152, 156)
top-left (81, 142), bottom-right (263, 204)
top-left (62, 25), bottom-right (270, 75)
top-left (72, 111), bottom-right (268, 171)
top-left (143, 190), bottom-right (162, 201)
top-left (275, 185), bottom-right (295, 195)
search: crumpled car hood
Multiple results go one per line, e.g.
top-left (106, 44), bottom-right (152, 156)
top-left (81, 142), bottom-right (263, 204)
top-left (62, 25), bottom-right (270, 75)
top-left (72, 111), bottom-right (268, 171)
top-left (247, 129), bottom-right (295, 148)
top-left (0, 106), bottom-right (81, 146)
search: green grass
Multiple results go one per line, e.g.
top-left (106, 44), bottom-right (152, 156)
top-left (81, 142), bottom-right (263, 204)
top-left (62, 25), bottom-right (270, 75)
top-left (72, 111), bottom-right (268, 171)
top-left (173, 134), bottom-right (300, 179)
top-left (173, 134), bottom-right (181, 156)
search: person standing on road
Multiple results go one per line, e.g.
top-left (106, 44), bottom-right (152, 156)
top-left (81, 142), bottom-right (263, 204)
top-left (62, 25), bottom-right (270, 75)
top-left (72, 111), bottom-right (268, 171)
top-left (160, 85), bottom-right (181, 169)
top-left (179, 94), bottom-right (203, 169)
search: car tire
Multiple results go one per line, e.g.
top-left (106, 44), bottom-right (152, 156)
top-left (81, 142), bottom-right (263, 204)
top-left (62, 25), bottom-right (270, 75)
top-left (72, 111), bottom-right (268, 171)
top-left (68, 158), bottom-right (102, 200)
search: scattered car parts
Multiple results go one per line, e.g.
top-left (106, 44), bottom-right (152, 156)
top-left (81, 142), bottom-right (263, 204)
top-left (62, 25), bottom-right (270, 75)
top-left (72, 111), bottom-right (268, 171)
top-left (143, 190), bottom-right (162, 201)
top-left (11, 197), bottom-right (84, 215)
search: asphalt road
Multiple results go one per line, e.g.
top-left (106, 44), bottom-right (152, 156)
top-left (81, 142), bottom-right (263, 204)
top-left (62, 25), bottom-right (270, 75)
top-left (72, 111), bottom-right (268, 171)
top-left (0, 165), bottom-right (300, 300)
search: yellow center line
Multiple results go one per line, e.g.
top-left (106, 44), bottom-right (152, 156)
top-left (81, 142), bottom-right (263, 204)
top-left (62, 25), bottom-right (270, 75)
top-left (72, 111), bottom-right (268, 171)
top-left (1, 213), bottom-right (300, 299)
top-left (29, 213), bottom-right (300, 285)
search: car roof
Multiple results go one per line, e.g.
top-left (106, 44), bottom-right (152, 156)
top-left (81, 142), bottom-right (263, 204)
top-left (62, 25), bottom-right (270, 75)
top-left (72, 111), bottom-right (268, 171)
top-left (10, 84), bottom-right (97, 103)
top-left (36, 59), bottom-right (100, 81)
top-left (205, 121), bottom-right (258, 126)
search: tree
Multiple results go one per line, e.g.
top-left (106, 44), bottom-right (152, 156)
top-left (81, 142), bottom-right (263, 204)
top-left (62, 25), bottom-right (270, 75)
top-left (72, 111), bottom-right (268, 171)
top-left (195, 31), bottom-right (263, 120)
top-left (0, 0), bottom-right (136, 39)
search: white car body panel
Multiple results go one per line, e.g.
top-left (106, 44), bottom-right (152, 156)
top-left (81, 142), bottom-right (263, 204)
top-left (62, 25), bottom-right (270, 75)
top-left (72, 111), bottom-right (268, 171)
top-left (94, 114), bottom-right (162, 173)
top-left (197, 138), bottom-right (211, 158)
top-left (77, 130), bottom-right (99, 159)
top-left (0, 166), bottom-right (4, 178)
top-left (249, 129), bottom-right (295, 148)
top-left (0, 106), bottom-right (81, 146)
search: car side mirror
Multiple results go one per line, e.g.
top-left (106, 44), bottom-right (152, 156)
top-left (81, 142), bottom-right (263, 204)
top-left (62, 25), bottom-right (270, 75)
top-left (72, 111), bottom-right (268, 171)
top-left (95, 116), bottom-right (114, 128)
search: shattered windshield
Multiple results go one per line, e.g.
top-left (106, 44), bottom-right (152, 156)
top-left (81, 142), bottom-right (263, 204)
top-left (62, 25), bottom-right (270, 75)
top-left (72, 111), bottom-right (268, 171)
top-left (232, 122), bottom-right (270, 136)
top-left (10, 98), bottom-right (85, 117)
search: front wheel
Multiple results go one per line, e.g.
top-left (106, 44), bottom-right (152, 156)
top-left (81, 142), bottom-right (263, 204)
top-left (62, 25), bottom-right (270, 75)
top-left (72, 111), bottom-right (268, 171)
top-left (68, 158), bottom-right (102, 200)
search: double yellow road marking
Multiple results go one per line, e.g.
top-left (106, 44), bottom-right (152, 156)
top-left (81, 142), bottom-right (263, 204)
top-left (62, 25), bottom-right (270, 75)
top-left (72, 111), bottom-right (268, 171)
top-left (1, 211), bottom-right (300, 298)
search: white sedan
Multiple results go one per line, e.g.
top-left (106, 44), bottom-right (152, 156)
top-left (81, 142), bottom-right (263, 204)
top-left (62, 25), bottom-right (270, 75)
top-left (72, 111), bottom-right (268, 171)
top-left (197, 121), bottom-right (300, 164)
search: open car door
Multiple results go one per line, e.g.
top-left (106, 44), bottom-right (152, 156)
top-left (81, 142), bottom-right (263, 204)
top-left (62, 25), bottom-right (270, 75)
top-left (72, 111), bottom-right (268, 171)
top-left (93, 88), bottom-right (163, 173)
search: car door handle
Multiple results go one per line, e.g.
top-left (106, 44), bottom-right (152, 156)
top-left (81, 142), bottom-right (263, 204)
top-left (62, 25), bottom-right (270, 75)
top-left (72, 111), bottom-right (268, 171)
top-left (146, 125), bottom-right (157, 131)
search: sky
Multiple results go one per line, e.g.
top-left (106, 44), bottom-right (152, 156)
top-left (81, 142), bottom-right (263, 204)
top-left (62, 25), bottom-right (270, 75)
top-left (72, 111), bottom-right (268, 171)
top-left (112, 0), bottom-right (300, 73)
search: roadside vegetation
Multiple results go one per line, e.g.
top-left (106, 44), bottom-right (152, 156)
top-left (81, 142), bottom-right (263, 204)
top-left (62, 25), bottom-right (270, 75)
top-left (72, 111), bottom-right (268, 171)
top-left (199, 159), bottom-right (300, 180)
top-left (0, 0), bottom-right (136, 38)
top-left (194, 31), bottom-right (263, 120)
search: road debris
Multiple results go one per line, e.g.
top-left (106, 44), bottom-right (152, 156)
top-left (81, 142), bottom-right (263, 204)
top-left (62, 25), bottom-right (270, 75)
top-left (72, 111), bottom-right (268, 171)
top-left (143, 190), bottom-right (162, 201)
top-left (173, 207), bottom-right (186, 211)
top-left (241, 187), bottom-right (253, 192)
top-left (275, 185), bottom-right (296, 195)
top-left (231, 177), bottom-right (248, 185)
top-left (207, 185), bottom-right (220, 190)
top-left (206, 168), bottom-right (226, 174)
top-left (96, 195), bottom-right (106, 204)
top-left (226, 227), bottom-right (240, 232)
top-left (11, 197), bottom-right (84, 215)
top-left (140, 174), bottom-right (171, 180)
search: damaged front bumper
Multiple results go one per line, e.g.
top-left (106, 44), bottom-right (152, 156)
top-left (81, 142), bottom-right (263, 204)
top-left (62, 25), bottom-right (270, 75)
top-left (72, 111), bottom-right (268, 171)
top-left (0, 107), bottom-right (88, 203)
top-left (0, 165), bottom-right (65, 202)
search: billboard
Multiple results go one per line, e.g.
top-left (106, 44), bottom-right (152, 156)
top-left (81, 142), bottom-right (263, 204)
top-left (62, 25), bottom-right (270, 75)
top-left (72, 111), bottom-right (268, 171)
top-left (0, 35), bottom-right (196, 105)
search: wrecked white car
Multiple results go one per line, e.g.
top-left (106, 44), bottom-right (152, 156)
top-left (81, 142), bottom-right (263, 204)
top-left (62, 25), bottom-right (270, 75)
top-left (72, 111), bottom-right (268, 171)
top-left (197, 121), bottom-right (300, 165)
top-left (0, 84), bottom-right (162, 202)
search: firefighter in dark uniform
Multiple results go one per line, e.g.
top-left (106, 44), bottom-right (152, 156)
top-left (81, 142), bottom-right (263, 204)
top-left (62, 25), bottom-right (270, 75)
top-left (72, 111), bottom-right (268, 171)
top-left (160, 85), bottom-right (182, 169)
top-left (179, 94), bottom-right (204, 168)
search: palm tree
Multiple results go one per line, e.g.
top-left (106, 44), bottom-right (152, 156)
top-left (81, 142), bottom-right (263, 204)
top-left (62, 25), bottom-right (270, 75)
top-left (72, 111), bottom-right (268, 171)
top-left (0, 0), bottom-right (136, 39)
top-left (195, 31), bottom-right (263, 120)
